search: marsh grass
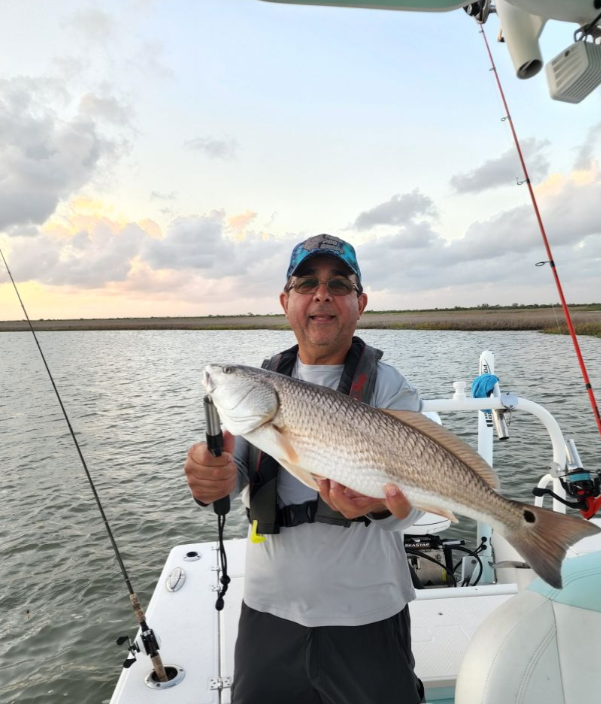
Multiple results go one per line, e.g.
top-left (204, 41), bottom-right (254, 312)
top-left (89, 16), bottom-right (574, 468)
top-left (1, 306), bottom-right (600, 337)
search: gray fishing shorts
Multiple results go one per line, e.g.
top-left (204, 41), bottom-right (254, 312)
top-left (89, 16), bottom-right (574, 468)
top-left (231, 602), bottom-right (425, 704)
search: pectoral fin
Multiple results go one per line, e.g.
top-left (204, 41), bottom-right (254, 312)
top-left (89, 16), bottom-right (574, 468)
top-left (258, 425), bottom-right (300, 466)
top-left (278, 459), bottom-right (320, 491)
top-left (412, 501), bottom-right (459, 524)
top-left (252, 424), bottom-right (319, 489)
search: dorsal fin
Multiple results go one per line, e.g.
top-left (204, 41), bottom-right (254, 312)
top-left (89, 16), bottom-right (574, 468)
top-left (381, 410), bottom-right (500, 490)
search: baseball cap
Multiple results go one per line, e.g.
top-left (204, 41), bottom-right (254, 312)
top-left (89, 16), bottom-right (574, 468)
top-left (286, 234), bottom-right (362, 282)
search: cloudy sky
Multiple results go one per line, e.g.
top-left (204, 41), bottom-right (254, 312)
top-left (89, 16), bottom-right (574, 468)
top-left (0, 0), bottom-right (600, 319)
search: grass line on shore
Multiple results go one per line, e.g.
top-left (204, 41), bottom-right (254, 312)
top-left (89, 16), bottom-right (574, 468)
top-left (1, 306), bottom-right (600, 338)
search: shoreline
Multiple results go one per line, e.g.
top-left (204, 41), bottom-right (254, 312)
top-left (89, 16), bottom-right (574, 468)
top-left (1, 307), bottom-right (600, 337)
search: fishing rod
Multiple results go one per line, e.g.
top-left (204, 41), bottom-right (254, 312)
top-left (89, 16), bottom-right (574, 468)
top-left (0, 247), bottom-right (170, 684)
top-left (477, 24), bottom-right (601, 446)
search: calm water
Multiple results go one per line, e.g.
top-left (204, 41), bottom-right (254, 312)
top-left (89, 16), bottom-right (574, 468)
top-left (1, 329), bottom-right (600, 703)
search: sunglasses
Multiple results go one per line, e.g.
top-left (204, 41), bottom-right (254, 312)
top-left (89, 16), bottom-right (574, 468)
top-left (287, 276), bottom-right (361, 296)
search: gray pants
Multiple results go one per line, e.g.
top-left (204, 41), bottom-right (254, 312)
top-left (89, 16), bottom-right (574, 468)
top-left (231, 602), bottom-right (424, 704)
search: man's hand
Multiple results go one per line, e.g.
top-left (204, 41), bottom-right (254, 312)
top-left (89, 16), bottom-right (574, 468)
top-left (382, 483), bottom-right (413, 519)
top-left (316, 479), bottom-right (412, 520)
top-left (184, 430), bottom-right (237, 504)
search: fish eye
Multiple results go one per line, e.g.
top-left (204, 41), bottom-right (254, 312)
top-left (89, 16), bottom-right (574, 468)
top-left (223, 366), bottom-right (234, 374)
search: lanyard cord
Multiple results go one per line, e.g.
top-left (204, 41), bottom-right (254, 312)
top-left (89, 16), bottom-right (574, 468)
top-left (478, 26), bottom-right (601, 443)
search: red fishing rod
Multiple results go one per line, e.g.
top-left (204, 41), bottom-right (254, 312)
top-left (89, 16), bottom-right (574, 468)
top-left (479, 26), bottom-right (601, 439)
top-left (478, 25), bottom-right (601, 517)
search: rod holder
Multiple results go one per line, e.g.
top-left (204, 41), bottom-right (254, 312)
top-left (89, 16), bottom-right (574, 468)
top-left (492, 409), bottom-right (510, 441)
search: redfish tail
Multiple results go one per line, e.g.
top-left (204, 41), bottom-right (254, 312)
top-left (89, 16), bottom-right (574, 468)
top-left (505, 503), bottom-right (600, 589)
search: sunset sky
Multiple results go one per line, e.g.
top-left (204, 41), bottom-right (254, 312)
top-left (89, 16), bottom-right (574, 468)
top-left (1, 0), bottom-right (600, 320)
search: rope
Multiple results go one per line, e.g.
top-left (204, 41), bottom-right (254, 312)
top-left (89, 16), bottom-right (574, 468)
top-left (215, 514), bottom-right (231, 611)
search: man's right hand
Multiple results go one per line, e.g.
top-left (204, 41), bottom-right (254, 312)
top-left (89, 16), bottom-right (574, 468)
top-left (184, 431), bottom-right (237, 505)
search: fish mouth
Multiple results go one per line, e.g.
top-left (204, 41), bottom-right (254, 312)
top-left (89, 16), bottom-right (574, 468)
top-left (203, 369), bottom-right (216, 394)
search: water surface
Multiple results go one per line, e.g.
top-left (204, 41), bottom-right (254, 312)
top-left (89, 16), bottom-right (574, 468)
top-left (1, 329), bottom-right (600, 703)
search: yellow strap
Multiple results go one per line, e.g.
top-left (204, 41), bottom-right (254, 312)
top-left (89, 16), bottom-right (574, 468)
top-left (250, 520), bottom-right (265, 544)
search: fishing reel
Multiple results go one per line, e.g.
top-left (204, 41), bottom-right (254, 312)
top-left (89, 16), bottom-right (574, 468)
top-left (533, 472), bottom-right (601, 519)
top-left (463, 0), bottom-right (494, 24)
top-left (532, 440), bottom-right (601, 520)
top-left (562, 470), bottom-right (601, 518)
top-left (116, 635), bottom-right (140, 669)
top-left (116, 624), bottom-right (161, 668)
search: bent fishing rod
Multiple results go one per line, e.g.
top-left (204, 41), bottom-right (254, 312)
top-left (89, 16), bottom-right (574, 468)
top-left (0, 247), bottom-right (169, 683)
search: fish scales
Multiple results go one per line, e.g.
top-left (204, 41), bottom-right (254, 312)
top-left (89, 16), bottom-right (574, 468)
top-left (272, 373), bottom-right (495, 508)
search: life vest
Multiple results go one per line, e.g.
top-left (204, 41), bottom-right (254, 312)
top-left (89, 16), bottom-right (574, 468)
top-left (247, 336), bottom-right (383, 534)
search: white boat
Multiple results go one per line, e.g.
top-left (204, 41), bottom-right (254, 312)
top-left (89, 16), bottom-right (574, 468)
top-left (5, 3), bottom-right (598, 702)
top-left (109, 350), bottom-right (601, 704)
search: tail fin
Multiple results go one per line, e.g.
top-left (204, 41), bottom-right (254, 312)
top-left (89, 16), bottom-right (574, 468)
top-left (505, 504), bottom-right (600, 589)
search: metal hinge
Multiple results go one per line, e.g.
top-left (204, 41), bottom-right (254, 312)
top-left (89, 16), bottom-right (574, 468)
top-left (210, 676), bottom-right (232, 691)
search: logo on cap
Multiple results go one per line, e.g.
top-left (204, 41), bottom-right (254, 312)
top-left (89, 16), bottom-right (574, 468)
top-left (301, 234), bottom-right (344, 255)
top-left (286, 234), bottom-right (361, 282)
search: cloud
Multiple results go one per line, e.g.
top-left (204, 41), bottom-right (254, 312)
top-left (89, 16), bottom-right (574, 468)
top-left (138, 218), bottom-right (162, 239)
top-left (573, 122), bottom-right (601, 171)
top-left (228, 211), bottom-right (258, 239)
top-left (64, 9), bottom-right (116, 43)
top-left (183, 136), bottom-right (239, 160)
top-left (128, 41), bottom-right (174, 80)
top-left (0, 78), bottom-right (129, 233)
top-left (356, 167), bottom-right (601, 299)
top-left (51, 56), bottom-right (89, 81)
top-left (78, 93), bottom-right (133, 127)
top-left (353, 190), bottom-right (436, 230)
top-left (389, 221), bottom-right (440, 249)
top-left (3, 224), bottom-right (39, 238)
top-left (142, 213), bottom-right (226, 270)
top-left (448, 168), bottom-right (601, 265)
top-left (444, 205), bottom-right (537, 263)
top-left (150, 190), bottom-right (177, 201)
top-left (450, 138), bottom-right (550, 194)
top-left (4, 165), bottom-right (598, 312)
top-left (7, 222), bottom-right (146, 288)
top-left (140, 213), bottom-right (288, 287)
top-left (2, 204), bottom-right (293, 300)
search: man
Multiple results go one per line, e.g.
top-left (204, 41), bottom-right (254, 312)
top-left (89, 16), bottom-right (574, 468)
top-left (185, 234), bottom-right (425, 704)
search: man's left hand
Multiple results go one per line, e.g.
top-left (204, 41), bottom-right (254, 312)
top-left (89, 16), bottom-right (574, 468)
top-left (316, 479), bottom-right (412, 520)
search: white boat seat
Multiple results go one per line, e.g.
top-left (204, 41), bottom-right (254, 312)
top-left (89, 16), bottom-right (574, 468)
top-left (455, 550), bottom-right (601, 704)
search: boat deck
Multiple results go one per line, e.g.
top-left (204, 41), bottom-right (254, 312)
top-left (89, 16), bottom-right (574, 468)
top-left (107, 539), bottom-right (517, 704)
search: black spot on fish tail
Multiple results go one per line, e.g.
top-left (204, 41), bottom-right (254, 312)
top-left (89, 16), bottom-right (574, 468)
top-left (504, 501), bottom-right (601, 590)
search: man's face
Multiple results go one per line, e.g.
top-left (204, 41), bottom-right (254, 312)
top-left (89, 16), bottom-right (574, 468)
top-left (279, 255), bottom-right (368, 362)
